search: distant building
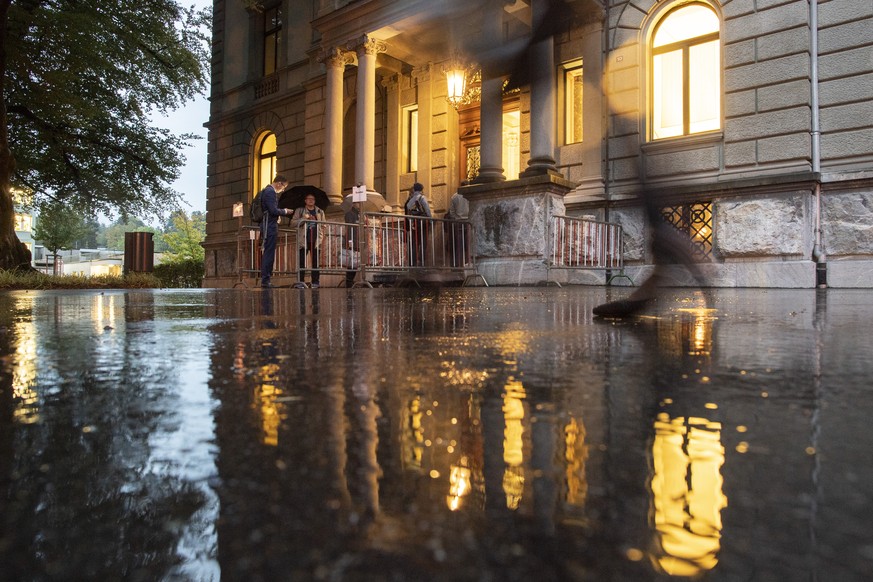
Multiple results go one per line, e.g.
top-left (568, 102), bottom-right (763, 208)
top-left (203, 0), bottom-right (873, 288)
top-left (12, 189), bottom-right (34, 259)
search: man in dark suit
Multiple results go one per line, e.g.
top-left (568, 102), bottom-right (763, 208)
top-left (260, 174), bottom-right (290, 288)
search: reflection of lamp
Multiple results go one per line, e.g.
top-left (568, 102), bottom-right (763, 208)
top-left (443, 57), bottom-right (479, 110)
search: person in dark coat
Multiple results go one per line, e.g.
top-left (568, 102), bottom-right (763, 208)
top-left (259, 174), bottom-right (290, 288)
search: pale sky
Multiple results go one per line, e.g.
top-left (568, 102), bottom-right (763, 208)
top-left (156, 0), bottom-right (213, 215)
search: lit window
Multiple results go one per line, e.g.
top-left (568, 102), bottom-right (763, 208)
top-left (254, 132), bottom-right (277, 199)
top-left (651, 4), bottom-right (720, 139)
top-left (402, 105), bottom-right (418, 173)
top-left (14, 213), bottom-right (32, 233)
top-left (563, 60), bottom-right (583, 144)
top-left (263, 6), bottom-right (281, 76)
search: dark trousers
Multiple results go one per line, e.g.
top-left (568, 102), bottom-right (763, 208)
top-left (260, 222), bottom-right (278, 283)
top-left (298, 234), bottom-right (320, 283)
top-left (406, 219), bottom-right (429, 266)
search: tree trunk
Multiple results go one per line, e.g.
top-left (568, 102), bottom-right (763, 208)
top-left (0, 0), bottom-right (32, 271)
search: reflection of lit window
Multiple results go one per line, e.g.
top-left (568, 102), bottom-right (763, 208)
top-left (14, 213), bottom-right (32, 232)
top-left (651, 3), bottom-right (720, 139)
top-left (502, 380), bottom-right (526, 509)
top-left (254, 132), bottom-right (277, 200)
top-left (446, 457), bottom-right (472, 511)
top-left (563, 60), bottom-right (583, 144)
top-left (402, 105), bottom-right (418, 173)
top-left (564, 417), bottom-right (588, 505)
top-left (12, 318), bottom-right (39, 424)
top-left (259, 383), bottom-right (282, 446)
top-left (405, 396), bottom-right (425, 468)
top-left (651, 414), bottom-right (727, 577)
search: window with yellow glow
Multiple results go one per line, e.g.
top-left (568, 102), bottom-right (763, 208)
top-left (14, 213), bottom-right (32, 233)
top-left (254, 132), bottom-right (277, 200)
top-left (651, 3), bottom-right (720, 139)
top-left (503, 110), bottom-right (520, 180)
top-left (660, 201), bottom-right (713, 259)
top-left (563, 60), bottom-right (584, 144)
top-left (263, 6), bottom-right (281, 76)
top-left (402, 105), bottom-right (418, 173)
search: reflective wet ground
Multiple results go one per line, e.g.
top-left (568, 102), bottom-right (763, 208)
top-left (1, 287), bottom-right (872, 581)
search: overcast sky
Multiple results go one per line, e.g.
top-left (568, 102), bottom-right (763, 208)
top-left (155, 0), bottom-right (213, 215)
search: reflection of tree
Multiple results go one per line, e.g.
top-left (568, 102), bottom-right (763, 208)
top-left (0, 293), bottom-right (207, 578)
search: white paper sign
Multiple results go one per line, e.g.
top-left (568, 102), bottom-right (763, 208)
top-left (352, 184), bottom-right (367, 203)
top-left (233, 202), bottom-right (244, 218)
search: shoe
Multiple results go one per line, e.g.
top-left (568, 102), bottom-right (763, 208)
top-left (261, 281), bottom-right (273, 288)
top-left (293, 282), bottom-right (306, 289)
top-left (592, 297), bottom-right (653, 318)
top-left (311, 283), bottom-right (320, 289)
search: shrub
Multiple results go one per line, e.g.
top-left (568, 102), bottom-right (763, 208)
top-left (0, 270), bottom-right (161, 290)
top-left (152, 259), bottom-right (204, 288)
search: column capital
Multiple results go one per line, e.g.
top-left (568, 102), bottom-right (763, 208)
top-left (318, 46), bottom-right (354, 68)
top-left (349, 35), bottom-right (387, 57)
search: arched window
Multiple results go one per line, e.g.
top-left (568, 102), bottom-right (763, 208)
top-left (651, 3), bottom-right (721, 140)
top-left (254, 132), bottom-right (277, 199)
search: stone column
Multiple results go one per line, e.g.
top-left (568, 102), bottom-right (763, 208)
top-left (321, 47), bottom-right (354, 204)
top-left (474, 3), bottom-right (505, 183)
top-left (521, 0), bottom-right (559, 177)
top-left (351, 35), bottom-right (386, 191)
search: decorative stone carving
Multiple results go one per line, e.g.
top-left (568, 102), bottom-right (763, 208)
top-left (349, 35), bottom-right (387, 57)
top-left (319, 46), bottom-right (354, 68)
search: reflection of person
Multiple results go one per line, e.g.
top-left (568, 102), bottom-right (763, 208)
top-left (344, 205), bottom-right (360, 287)
top-left (291, 193), bottom-right (325, 288)
top-left (259, 174), bottom-right (290, 288)
top-left (404, 182), bottom-right (432, 267)
top-left (444, 188), bottom-right (470, 268)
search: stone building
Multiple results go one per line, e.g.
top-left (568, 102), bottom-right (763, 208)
top-left (203, 0), bottom-right (873, 288)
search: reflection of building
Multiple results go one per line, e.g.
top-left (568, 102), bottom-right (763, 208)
top-left (204, 0), bottom-right (873, 288)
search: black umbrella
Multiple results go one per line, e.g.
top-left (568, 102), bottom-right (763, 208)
top-left (278, 185), bottom-right (331, 210)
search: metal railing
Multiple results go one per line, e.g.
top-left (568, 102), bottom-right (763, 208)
top-left (546, 215), bottom-right (632, 285)
top-left (236, 214), bottom-right (486, 287)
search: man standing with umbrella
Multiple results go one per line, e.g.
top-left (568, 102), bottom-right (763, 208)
top-left (260, 174), bottom-right (290, 289)
top-left (290, 193), bottom-right (327, 288)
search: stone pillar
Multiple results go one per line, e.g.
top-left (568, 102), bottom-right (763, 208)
top-left (383, 74), bottom-right (401, 205)
top-left (352, 35), bottom-right (386, 191)
top-left (521, 0), bottom-right (559, 177)
top-left (321, 47), bottom-right (354, 204)
top-left (474, 3), bottom-right (505, 183)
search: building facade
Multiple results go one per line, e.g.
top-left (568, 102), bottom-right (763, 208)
top-left (203, 0), bottom-right (873, 288)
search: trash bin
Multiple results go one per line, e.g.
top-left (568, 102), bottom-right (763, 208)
top-left (124, 231), bottom-right (155, 274)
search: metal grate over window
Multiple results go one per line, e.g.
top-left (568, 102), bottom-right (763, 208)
top-left (660, 202), bottom-right (713, 259)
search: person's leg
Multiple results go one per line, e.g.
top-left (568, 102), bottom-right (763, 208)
top-left (261, 226), bottom-right (277, 286)
top-left (297, 246), bottom-right (306, 282)
top-left (311, 247), bottom-right (320, 285)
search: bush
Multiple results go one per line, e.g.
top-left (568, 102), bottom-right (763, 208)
top-left (0, 270), bottom-right (161, 290)
top-left (152, 259), bottom-right (204, 288)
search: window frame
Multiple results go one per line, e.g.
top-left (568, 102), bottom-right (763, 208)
top-left (253, 132), bottom-right (277, 200)
top-left (560, 59), bottom-right (584, 145)
top-left (647, 2), bottom-right (722, 142)
top-left (262, 5), bottom-right (282, 77)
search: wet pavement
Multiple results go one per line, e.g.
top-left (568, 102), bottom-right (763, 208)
top-left (1, 286), bottom-right (872, 581)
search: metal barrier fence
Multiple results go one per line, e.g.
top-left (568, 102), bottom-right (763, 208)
top-left (237, 214), bottom-right (486, 287)
top-left (546, 215), bottom-right (632, 285)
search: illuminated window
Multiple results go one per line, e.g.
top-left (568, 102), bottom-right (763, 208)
top-left (402, 105), bottom-right (418, 173)
top-left (661, 201), bottom-right (713, 259)
top-left (254, 132), bottom-right (277, 200)
top-left (503, 110), bottom-right (520, 180)
top-left (563, 60), bottom-right (584, 144)
top-left (263, 5), bottom-right (281, 76)
top-left (14, 213), bottom-right (32, 233)
top-left (651, 3), bottom-right (720, 139)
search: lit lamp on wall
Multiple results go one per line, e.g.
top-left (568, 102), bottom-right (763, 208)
top-left (443, 57), bottom-right (479, 110)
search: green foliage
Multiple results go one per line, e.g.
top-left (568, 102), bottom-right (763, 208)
top-left (32, 202), bottom-right (90, 255)
top-left (0, 270), bottom-right (161, 290)
top-left (4, 1), bottom-right (211, 219)
top-left (161, 210), bottom-right (205, 262)
top-left (100, 217), bottom-right (162, 251)
top-left (153, 258), bottom-right (204, 288)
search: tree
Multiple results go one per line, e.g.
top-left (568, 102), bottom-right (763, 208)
top-left (0, 1), bottom-right (210, 270)
top-left (31, 202), bottom-right (89, 274)
top-left (161, 210), bottom-right (205, 263)
top-left (100, 217), bottom-right (161, 252)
